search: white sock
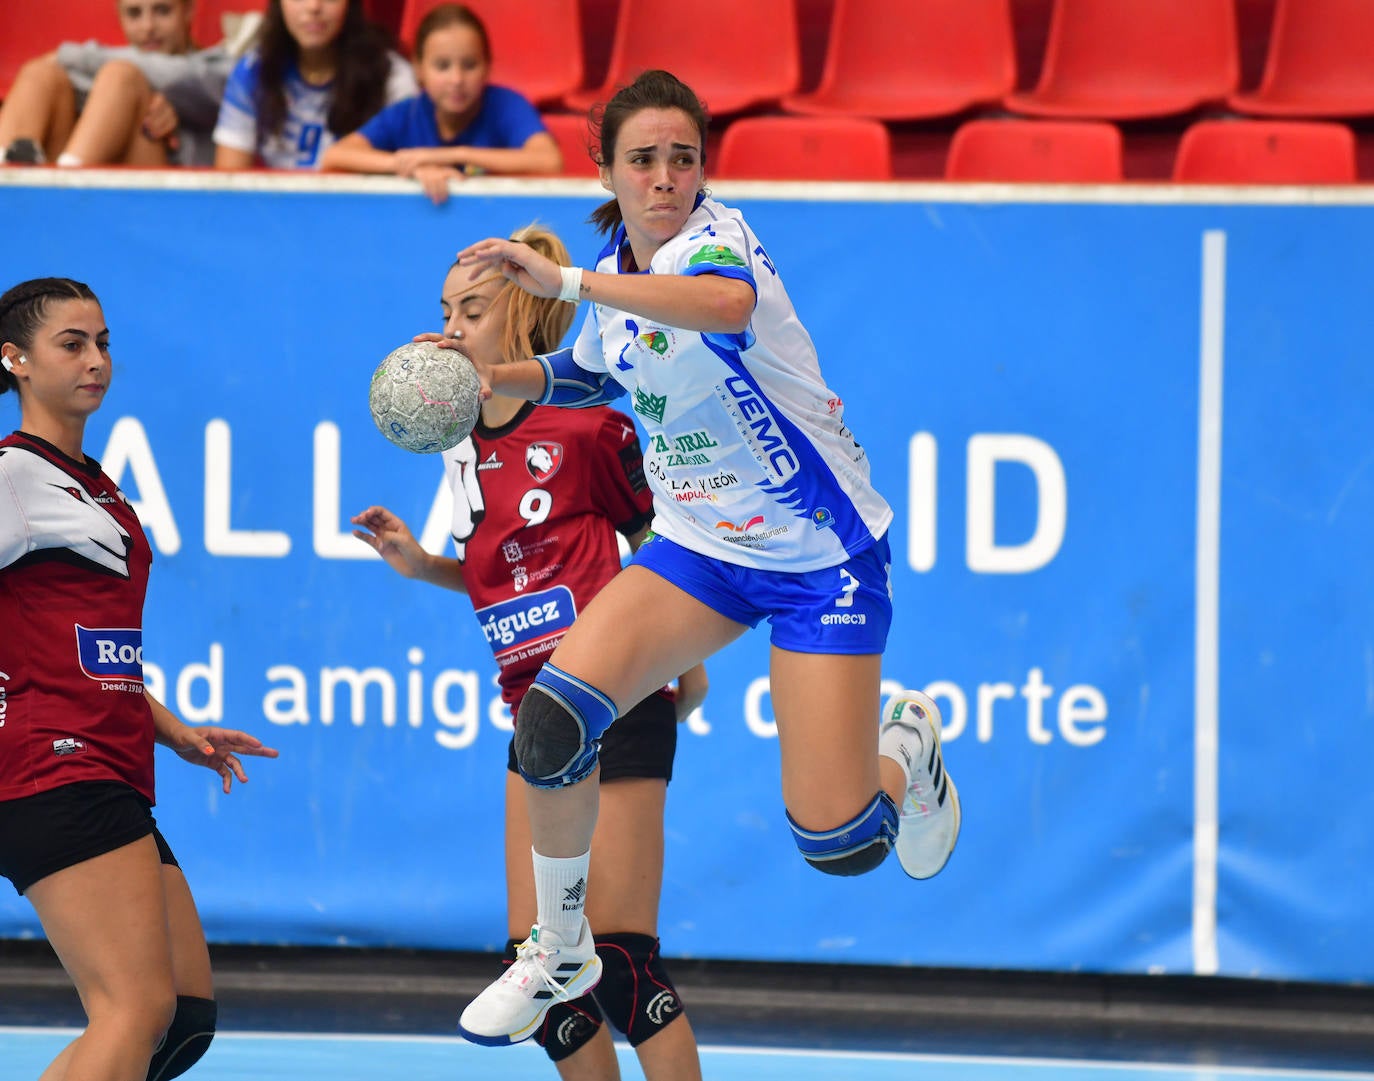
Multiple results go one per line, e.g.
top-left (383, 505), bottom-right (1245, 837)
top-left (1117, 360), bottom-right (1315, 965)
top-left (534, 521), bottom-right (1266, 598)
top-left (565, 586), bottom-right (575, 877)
top-left (55, 152), bottom-right (84, 168)
top-left (532, 848), bottom-right (589, 940)
top-left (879, 718), bottom-right (921, 790)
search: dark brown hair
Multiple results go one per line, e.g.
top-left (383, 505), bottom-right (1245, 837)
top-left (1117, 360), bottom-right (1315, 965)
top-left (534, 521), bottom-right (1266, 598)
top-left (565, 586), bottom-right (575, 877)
top-left (0, 278), bottom-right (100, 397)
top-left (253, 0), bottom-right (395, 140)
top-left (414, 3), bottom-right (489, 63)
top-left (588, 69), bottom-right (710, 236)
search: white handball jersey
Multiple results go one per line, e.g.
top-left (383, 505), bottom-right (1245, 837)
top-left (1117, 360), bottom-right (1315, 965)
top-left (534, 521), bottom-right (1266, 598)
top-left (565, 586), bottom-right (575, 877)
top-left (572, 195), bottom-right (892, 572)
top-left (213, 50), bottom-right (416, 169)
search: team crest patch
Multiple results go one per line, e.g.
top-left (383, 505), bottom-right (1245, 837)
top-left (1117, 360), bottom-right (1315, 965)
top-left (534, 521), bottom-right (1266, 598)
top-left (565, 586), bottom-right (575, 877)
top-left (634, 327), bottom-right (678, 363)
top-left (525, 441), bottom-right (564, 482)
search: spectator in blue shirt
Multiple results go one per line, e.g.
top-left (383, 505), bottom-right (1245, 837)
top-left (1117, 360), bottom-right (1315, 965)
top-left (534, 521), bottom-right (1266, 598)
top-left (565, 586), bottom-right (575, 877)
top-left (319, 3), bottom-right (560, 203)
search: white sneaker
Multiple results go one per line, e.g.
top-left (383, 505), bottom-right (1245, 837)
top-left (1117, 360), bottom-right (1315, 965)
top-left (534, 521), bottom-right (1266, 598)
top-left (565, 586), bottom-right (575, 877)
top-left (881, 691), bottom-right (961, 879)
top-left (458, 920), bottom-right (602, 1046)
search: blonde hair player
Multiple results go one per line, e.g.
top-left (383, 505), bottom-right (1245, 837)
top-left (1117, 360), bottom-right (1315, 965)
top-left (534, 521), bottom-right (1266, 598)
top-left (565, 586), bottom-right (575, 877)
top-left (352, 225), bottom-right (705, 1079)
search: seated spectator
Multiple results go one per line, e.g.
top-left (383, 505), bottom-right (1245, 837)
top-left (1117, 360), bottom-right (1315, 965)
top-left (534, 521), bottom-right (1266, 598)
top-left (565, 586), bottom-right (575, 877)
top-left (0, 0), bottom-right (234, 168)
top-left (320, 3), bottom-right (560, 203)
top-left (213, 0), bottom-right (417, 170)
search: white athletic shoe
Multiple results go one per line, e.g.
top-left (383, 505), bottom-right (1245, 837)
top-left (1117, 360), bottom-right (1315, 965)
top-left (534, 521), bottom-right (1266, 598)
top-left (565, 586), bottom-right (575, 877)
top-left (457, 919), bottom-right (602, 1046)
top-left (881, 691), bottom-right (961, 880)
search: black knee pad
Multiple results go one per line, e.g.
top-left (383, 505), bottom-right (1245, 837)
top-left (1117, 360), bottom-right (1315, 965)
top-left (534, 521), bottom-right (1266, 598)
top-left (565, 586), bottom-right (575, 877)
top-left (514, 680), bottom-right (605, 787)
top-left (147, 996), bottom-right (216, 1081)
top-left (787, 791), bottom-right (898, 877)
top-left (808, 839), bottom-right (891, 876)
top-left (594, 933), bottom-right (685, 1046)
top-left (505, 937), bottom-right (604, 1061)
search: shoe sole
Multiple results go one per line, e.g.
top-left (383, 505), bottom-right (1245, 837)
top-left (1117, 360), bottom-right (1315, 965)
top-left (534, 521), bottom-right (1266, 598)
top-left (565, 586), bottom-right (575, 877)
top-left (457, 955), bottom-right (602, 1046)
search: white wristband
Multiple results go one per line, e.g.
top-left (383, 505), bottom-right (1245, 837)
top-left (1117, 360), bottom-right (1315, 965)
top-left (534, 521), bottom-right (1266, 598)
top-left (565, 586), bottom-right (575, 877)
top-left (558, 265), bottom-right (584, 303)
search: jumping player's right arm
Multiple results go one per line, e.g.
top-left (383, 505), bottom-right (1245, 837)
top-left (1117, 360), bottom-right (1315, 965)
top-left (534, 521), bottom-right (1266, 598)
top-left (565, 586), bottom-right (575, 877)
top-left (350, 505), bottom-right (467, 593)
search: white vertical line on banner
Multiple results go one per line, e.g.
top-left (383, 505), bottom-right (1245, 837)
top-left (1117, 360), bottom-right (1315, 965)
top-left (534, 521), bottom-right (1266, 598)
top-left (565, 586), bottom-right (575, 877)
top-left (1193, 229), bottom-right (1226, 976)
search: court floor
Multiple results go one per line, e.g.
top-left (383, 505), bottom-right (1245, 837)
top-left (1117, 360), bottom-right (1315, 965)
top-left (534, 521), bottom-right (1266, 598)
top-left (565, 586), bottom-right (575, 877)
top-left (6, 1028), bottom-right (1374, 1081)
top-left (4, 941), bottom-right (1374, 1081)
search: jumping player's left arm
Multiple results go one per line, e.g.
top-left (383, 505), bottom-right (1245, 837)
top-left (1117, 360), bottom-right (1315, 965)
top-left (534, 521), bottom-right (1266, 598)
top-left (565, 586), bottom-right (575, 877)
top-left (456, 232), bottom-right (755, 333)
top-left (574, 271), bottom-right (753, 334)
top-left (148, 693), bottom-right (279, 793)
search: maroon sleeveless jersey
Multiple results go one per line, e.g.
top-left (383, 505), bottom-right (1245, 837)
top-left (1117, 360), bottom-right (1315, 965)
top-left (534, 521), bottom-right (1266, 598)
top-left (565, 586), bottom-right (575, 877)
top-left (441, 403), bottom-right (652, 711)
top-left (0, 432), bottom-right (155, 803)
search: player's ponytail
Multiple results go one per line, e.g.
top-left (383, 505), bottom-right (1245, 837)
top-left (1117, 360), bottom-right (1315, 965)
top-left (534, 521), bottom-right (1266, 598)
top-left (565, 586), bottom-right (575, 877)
top-left (505, 225), bottom-right (576, 360)
top-left (0, 277), bottom-right (99, 396)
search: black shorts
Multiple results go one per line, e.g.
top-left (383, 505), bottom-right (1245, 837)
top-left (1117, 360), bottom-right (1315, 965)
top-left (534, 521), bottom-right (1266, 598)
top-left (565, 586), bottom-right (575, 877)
top-left (0, 780), bottom-right (178, 895)
top-left (507, 690), bottom-right (678, 783)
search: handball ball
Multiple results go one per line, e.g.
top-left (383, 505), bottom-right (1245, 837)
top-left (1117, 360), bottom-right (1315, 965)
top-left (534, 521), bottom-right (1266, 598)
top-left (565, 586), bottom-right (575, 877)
top-left (368, 340), bottom-right (481, 454)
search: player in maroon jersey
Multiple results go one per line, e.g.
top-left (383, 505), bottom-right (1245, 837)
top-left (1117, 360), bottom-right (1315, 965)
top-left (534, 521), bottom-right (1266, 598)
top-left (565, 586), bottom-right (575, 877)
top-left (351, 225), bottom-right (706, 1081)
top-left (0, 277), bottom-right (278, 1081)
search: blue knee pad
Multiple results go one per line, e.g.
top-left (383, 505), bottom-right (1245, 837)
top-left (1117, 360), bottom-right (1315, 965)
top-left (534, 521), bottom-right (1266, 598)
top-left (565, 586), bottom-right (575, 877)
top-left (787, 792), bottom-right (898, 876)
top-left (514, 664), bottom-right (618, 788)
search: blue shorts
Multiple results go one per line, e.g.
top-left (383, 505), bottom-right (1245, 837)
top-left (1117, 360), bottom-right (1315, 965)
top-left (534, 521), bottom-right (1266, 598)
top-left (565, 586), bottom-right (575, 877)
top-left (631, 533), bottom-right (893, 655)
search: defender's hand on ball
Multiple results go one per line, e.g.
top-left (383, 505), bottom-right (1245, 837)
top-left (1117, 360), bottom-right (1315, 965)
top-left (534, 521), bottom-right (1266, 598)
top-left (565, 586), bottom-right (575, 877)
top-left (369, 339), bottom-right (482, 454)
top-left (412, 331), bottom-right (496, 402)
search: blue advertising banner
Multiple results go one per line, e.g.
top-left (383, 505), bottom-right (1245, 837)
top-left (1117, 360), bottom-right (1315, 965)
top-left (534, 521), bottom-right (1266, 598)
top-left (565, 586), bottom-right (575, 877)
top-left (0, 175), bottom-right (1370, 982)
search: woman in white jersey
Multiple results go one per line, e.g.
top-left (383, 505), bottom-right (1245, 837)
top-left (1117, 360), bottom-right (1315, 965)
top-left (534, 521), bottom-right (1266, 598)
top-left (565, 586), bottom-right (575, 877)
top-left (212, 0), bottom-right (416, 170)
top-left (444, 69), bottom-right (963, 1047)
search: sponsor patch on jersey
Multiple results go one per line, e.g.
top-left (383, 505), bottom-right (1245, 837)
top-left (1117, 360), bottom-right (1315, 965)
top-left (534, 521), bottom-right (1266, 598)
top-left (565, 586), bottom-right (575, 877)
top-left (53, 737), bottom-right (89, 757)
top-left (475, 585), bottom-right (576, 661)
top-left (633, 388), bottom-right (667, 423)
top-left (76, 625), bottom-right (144, 683)
top-left (687, 244), bottom-right (746, 270)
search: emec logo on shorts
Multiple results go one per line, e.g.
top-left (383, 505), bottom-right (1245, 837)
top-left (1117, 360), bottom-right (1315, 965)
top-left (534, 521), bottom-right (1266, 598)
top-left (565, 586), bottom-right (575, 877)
top-left (821, 569), bottom-right (867, 626)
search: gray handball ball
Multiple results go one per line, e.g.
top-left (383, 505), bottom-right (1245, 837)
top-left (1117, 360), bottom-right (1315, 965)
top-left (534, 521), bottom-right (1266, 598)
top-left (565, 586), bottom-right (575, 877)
top-left (369, 340), bottom-right (481, 454)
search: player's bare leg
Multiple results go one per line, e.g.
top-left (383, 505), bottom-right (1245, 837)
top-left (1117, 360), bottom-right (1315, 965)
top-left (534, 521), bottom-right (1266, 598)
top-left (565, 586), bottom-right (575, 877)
top-left (463, 569), bottom-right (740, 1046)
top-left (27, 835), bottom-right (176, 1081)
top-left (770, 648), bottom-right (897, 824)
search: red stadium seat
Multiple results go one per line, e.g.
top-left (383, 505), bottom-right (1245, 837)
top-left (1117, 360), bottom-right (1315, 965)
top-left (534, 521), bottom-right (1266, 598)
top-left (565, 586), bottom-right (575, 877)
top-left (1172, 120), bottom-right (1357, 183)
top-left (782, 0), bottom-right (1016, 120)
top-left (398, 0), bottom-right (583, 107)
top-left (715, 116), bottom-right (893, 181)
top-left (193, 0), bottom-right (267, 46)
top-left (1228, 0), bottom-right (1374, 118)
top-left (1004, 0), bottom-right (1239, 120)
top-left (540, 112), bottom-right (600, 177)
top-left (1, 0), bottom-right (125, 99)
top-left (563, 0), bottom-right (799, 116)
top-left (945, 119), bottom-right (1123, 181)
